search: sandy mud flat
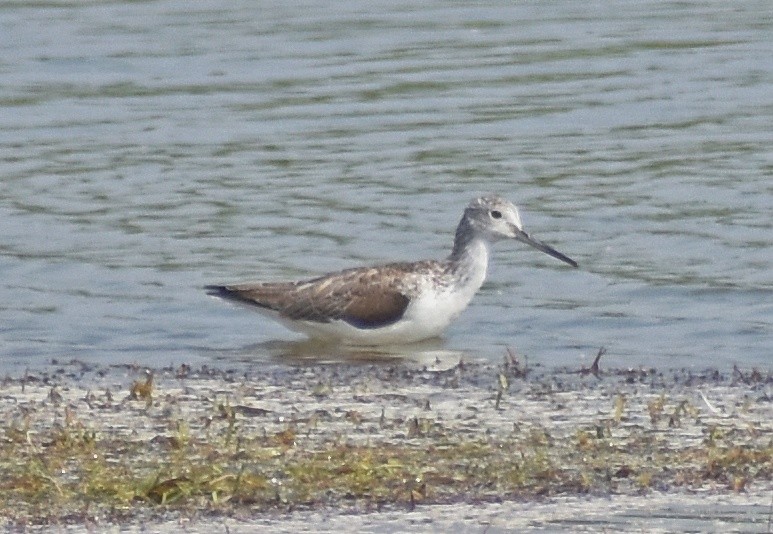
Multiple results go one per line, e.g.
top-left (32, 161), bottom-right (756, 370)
top-left (1, 356), bottom-right (770, 532)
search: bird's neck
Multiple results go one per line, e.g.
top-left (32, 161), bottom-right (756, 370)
top-left (449, 212), bottom-right (476, 261)
top-left (447, 216), bottom-right (490, 288)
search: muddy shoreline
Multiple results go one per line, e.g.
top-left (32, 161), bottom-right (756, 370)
top-left (1, 357), bottom-right (771, 532)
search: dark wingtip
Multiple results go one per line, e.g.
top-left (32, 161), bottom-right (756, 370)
top-left (205, 284), bottom-right (276, 313)
top-left (205, 284), bottom-right (252, 304)
top-left (204, 285), bottom-right (229, 297)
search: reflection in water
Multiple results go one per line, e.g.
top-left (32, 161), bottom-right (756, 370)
top-left (213, 338), bottom-right (467, 370)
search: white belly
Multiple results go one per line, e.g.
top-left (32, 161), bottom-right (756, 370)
top-left (268, 239), bottom-right (490, 345)
top-left (283, 292), bottom-right (472, 345)
top-left (282, 271), bottom-right (485, 345)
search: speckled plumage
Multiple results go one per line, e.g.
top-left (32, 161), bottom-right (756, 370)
top-left (206, 194), bottom-right (577, 345)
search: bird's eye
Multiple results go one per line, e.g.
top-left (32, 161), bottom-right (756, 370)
top-left (490, 210), bottom-right (502, 219)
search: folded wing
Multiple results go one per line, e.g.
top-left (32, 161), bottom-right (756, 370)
top-left (205, 266), bottom-right (414, 329)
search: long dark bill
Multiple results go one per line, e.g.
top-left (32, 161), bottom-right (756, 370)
top-left (514, 228), bottom-right (578, 268)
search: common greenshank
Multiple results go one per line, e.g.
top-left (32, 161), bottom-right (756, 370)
top-left (206, 194), bottom-right (577, 345)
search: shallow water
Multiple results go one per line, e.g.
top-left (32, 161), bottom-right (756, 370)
top-left (1, 0), bottom-right (771, 373)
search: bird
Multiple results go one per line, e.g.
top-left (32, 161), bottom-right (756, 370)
top-left (206, 194), bottom-right (577, 345)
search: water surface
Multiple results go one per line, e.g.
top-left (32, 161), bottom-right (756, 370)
top-left (1, 1), bottom-right (771, 372)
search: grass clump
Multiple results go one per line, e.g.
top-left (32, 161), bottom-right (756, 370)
top-left (0, 362), bottom-right (770, 527)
